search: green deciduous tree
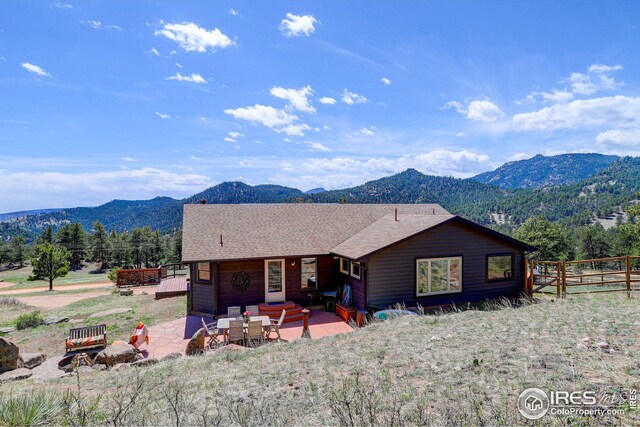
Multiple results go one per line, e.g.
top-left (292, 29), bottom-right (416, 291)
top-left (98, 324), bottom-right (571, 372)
top-left (514, 216), bottom-right (574, 261)
top-left (31, 243), bottom-right (70, 291)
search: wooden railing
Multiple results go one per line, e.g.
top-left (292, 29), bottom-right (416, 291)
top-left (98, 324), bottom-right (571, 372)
top-left (116, 268), bottom-right (161, 287)
top-left (526, 256), bottom-right (640, 298)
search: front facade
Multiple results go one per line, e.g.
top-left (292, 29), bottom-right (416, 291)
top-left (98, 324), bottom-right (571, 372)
top-left (183, 204), bottom-right (533, 316)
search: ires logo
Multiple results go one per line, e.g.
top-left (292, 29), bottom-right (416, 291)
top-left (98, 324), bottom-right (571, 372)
top-left (550, 391), bottom-right (597, 406)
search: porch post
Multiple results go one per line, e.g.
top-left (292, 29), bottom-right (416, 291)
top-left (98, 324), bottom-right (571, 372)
top-left (301, 308), bottom-right (311, 339)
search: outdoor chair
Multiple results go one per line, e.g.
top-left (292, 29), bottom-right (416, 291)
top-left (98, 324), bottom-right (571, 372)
top-left (226, 319), bottom-right (245, 346)
top-left (227, 306), bottom-right (241, 319)
top-left (201, 318), bottom-right (221, 350)
top-left (245, 305), bottom-right (260, 317)
top-left (265, 309), bottom-right (286, 342)
top-left (246, 320), bottom-right (265, 347)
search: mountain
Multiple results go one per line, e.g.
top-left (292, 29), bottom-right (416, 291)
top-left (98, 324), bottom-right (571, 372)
top-left (472, 153), bottom-right (619, 188)
top-left (184, 182), bottom-right (304, 204)
top-left (305, 187), bottom-right (326, 194)
top-left (0, 208), bottom-right (61, 222)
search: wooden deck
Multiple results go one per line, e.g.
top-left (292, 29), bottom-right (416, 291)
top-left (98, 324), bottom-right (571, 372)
top-left (155, 277), bottom-right (189, 299)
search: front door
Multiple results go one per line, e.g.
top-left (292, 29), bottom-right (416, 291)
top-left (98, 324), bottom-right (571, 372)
top-left (265, 259), bottom-right (286, 302)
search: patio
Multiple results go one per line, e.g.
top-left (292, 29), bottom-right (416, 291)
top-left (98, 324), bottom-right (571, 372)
top-left (145, 310), bottom-right (353, 359)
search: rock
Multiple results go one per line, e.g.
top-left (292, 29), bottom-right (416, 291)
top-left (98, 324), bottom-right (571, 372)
top-left (119, 289), bottom-right (133, 296)
top-left (596, 341), bottom-right (610, 350)
top-left (0, 368), bottom-right (32, 382)
top-left (185, 328), bottom-right (205, 356)
top-left (44, 316), bottom-right (69, 325)
top-left (0, 326), bottom-right (16, 334)
top-left (21, 353), bottom-right (47, 369)
top-left (140, 292), bottom-right (148, 295)
top-left (95, 344), bottom-right (138, 367)
top-left (112, 363), bottom-right (129, 371)
top-left (69, 319), bottom-right (85, 324)
top-left (430, 335), bottom-right (442, 341)
top-left (161, 352), bottom-right (183, 361)
top-left (92, 364), bottom-right (108, 371)
top-left (131, 357), bottom-right (158, 367)
top-left (88, 307), bottom-right (132, 319)
top-left (0, 337), bottom-right (23, 373)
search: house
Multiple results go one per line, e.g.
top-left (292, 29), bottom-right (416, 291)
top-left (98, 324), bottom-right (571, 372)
top-left (181, 203), bottom-right (535, 317)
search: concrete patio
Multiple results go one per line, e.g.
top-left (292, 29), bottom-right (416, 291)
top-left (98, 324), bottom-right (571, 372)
top-left (144, 310), bottom-right (353, 358)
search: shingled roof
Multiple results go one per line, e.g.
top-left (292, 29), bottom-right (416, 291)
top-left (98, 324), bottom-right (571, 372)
top-left (182, 203), bottom-right (450, 262)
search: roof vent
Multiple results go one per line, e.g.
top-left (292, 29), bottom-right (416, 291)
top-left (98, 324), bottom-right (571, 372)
top-left (395, 208), bottom-right (398, 222)
top-left (200, 198), bottom-right (207, 204)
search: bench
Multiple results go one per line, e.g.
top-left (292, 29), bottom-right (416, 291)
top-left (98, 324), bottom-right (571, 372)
top-left (65, 324), bottom-right (108, 353)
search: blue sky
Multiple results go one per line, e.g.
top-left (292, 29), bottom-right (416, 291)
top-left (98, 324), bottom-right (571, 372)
top-left (1, 1), bottom-right (640, 211)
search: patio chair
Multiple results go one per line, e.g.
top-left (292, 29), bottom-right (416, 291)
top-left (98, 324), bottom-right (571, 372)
top-left (200, 318), bottom-right (221, 350)
top-left (245, 305), bottom-right (260, 317)
top-left (265, 310), bottom-right (286, 342)
top-left (227, 306), bottom-right (241, 319)
top-left (246, 320), bottom-right (265, 347)
top-left (226, 319), bottom-right (245, 346)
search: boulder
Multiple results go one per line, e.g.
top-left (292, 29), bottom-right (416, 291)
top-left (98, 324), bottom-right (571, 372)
top-left (44, 316), bottom-right (69, 325)
top-left (0, 338), bottom-right (23, 373)
top-left (95, 343), bottom-right (138, 367)
top-left (119, 289), bottom-right (133, 296)
top-left (21, 352), bottom-right (47, 369)
top-left (131, 357), bottom-right (158, 367)
top-left (88, 307), bottom-right (132, 319)
top-left (185, 327), bottom-right (205, 356)
top-left (161, 352), bottom-right (183, 361)
top-left (0, 326), bottom-right (16, 334)
top-left (0, 368), bottom-right (32, 382)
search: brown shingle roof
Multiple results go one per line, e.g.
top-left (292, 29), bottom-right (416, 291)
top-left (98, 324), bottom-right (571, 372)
top-left (330, 214), bottom-right (456, 260)
top-left (181, 203), bottom-right (450, 262)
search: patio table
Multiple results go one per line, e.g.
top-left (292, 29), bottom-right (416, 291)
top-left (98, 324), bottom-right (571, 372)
top-left (216, 315), bottom-right (271, 330)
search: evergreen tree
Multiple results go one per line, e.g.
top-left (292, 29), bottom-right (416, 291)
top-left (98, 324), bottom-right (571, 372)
top-left (129, 228), bottom-right (144, 268)
top-left (90, 221), bottom-right (109, 269)
top-left (576, 224), bottom-right (611, 260)
top-left (56, 223), bottom-right (86, 269)
top-left (514, 216), bottom-right (574, 261)
top-left (31, 243), bottom-right (70, 291)
top-left (172, 230), bottom-right (182, 263)
top-left (0, 239), bottom-right (7, 267)
top-left (37, 225), bottom-right (54, 244)
top-left (10, 236), bottom-right (26, 267)
top-left (108, 231), bottom-right (131, 267)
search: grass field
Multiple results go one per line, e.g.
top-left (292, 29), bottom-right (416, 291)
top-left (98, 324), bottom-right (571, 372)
top-left (0, 263), bottom-right (110, 290)
top-left (1, 293), bottom-right (639, 426)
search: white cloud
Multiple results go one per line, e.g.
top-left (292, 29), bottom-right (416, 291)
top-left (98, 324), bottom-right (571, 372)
top-left (155, 112), bottom-right (170, 119)
top-left (303, 141), bottom-right (331, 152)
top-left (120, 157), bottom-right (135, 162)
top-left (279, 13), bottom-right (317, 37)
top-left (319, 97), bottom-right (336, 105)
top-left (150, 48), bottom-right (160, 56)
top-left (228, 132), bottom-right (245, 139)
top-left (567, 64), bottom-right (623, 95)
top-left (21, 62), bottom-right (51, 78)
top-left (443, 99), bottom-right (504, 122)
top-left (360, 127), bottom-right (375, 136)
top-left (165, 72), bottom-right (207, 84)
top-left (224, 137), bottom-right (235, 143)
top-left (229, 9), bottom-right (239, 16)
top-left (175, 63), bottom-right (182, 69)
top-left (224, 104), bottom-right (297, 128)
top-left (82, 20), bottom-right (121, 31)
top-left (525, 90), bottom-right (574, 104)
top-left (155, 22), bottom-right (234, 53)
top-left (270, 85), bottom-right (315, 113)
top-left (595, 128), bottom-right (640, 148)
top-left (588, 64), bottom-right (623, 74)
top-left (381, 77), bottom-right (391, 86)
top-left (513, 96), bottom-right (640, 131)
top-left (0, 168), bottom-right (211, 212)
top-left (508, 153), bottom-right (533, 161)
top-left (281, 162), bottom-right (295, 172)
top-left (280, 123), bottom-right (312, 136)
top-left (53, 2), bottom-right (73, 9)
top-left (341, 89), bottom-right (367, 105)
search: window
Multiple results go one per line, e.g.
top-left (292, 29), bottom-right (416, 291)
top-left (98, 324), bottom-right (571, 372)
top-left (416, 257), bottom-right (462, 296)
top-left (487, 254), bottom-right (514, 282)
top-left (301, 257), bottom-right (317, 289)
top-left (339, 257), bottom-right (350, 274)
top-left (196, 262), bottom-right (210, 283)
top-left (350, 261), bottom-right (361, 280)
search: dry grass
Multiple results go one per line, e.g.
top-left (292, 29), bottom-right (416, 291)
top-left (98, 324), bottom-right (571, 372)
top-left (3, 294), bottom-right (640, 425)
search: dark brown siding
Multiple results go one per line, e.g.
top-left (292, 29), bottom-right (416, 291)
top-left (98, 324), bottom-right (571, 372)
top-left (336, 263), bottom-right (366, 310)
top-left (367, 220), bottom-right (525, 309)
top-left (190, 262), bottom-right (216, 315)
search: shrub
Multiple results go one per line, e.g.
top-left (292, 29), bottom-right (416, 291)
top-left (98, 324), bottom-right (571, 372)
top-left (0, 390), bottom-right (63, 426)
top-left (15, 311), bottom-right (44, 330)
top-left (108, 267), bottom-right (122, 283)
top-left (0, 297), bottom-right (26, 307)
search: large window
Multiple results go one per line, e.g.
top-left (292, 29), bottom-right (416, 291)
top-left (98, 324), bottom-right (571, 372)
top-left (487, 254), bottom-right (514, 282)
top-left (301, 257), bottom-right (317, 290)
top-left (350, 261), bottom-right (361, 280)
top-left (196, 262), bottom-right (210, 283)
top-left (416, 257), bottom-right (462, 296)
top-left (339, 257), bottom-right (350, 274)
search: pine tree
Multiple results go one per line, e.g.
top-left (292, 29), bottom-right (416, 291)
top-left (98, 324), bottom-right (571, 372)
top-left (514, 216), bottom-right (574, 261)
top-left (56, 223), bottom-right (86, 269)
top-left (172, 230), bottom-right (182, 263)
top-left (10, 236), bottom-right (26, 267)
top-left (91, 221), bottom-right (109, 269)
top-left (37, 225), bottom-right (54, 244)
top-left (31, 243), bottom-right (70, 291)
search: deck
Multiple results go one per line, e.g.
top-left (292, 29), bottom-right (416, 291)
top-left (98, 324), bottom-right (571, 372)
top-left (155, 277), bottom-right (189, 299)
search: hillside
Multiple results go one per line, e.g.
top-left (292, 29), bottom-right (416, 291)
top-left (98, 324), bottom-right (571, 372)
top-left (0, 209), bottom-right (61, 221)
top-left (3, 295), bottom-right (638, 425)
top-left (472, 153), bottom-right (619, 188)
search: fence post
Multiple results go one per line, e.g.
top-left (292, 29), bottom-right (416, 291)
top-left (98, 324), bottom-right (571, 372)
top-left (556, 261), bottom-right (562, 298)
top-left (626, 256), bottom-right (631, 298)
top-left (562, 261), bottom-right (567, 298)
top-left (528, 259), bottom-right (534, 296)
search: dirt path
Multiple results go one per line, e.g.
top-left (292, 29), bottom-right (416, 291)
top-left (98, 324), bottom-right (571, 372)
top-left (0, 281), bottom-right (113, 296)
top-left (16, 290), bottom-right (112, 309)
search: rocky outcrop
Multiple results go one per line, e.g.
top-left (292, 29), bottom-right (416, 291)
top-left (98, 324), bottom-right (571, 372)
top-left (0, 338), bottom-right (23, 373)
top-left (44, 316), bottom-right (69, 325)
top-left (95, 343), bottom-right (138, 367)
top-left (0, 368), bottom-right (32, 382)
top-left (21, 352), bottom-right (47, 369)
top-left (185, 327), bottom-right (205, 356)
top-left (88, 307), bottom-right (132, 319)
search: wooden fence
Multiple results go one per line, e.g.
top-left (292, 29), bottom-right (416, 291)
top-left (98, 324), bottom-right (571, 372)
top-left (526, 256), bottom-right (640, 298)
top-left (116, 263), bottom-right (187, 287)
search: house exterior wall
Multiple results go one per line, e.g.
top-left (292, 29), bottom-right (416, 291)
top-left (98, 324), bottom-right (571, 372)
top-left (188, 255), bottom-right (336, 315)
top-left (367, 220), bottom-right (525, 309)
top-left (336, 263), bottom-right (367, 310)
